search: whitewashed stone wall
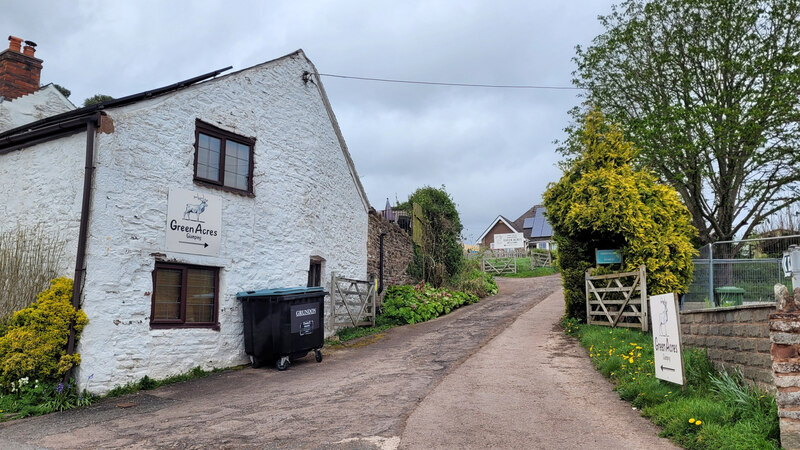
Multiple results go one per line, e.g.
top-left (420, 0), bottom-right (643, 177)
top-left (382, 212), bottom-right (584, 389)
top-left (0, 84), bottom-right (75, 132)
top-left (0, 132), bottom-right (85, 275)
top-left (2, 51), bottom-right (368, 394)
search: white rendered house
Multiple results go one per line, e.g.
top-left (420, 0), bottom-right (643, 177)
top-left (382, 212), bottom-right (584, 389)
top-left (0, 44), bottom-right (369, 394)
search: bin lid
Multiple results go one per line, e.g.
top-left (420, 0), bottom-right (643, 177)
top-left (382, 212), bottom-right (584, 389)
top-left (236, 286), bottom-right (325, 298)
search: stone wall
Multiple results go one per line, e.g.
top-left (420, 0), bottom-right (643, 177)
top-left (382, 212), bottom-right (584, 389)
top-left (367, 209), bottom-right (415, 289)
top-left (680, 304), bottom-right (776, 391)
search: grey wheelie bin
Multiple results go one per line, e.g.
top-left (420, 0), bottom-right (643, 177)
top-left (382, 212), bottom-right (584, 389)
top-left (237, 286), bottom-right (327, 371)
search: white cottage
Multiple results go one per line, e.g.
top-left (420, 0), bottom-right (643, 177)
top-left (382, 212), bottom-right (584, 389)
top-left (0, 39), bottom-right (369, 393)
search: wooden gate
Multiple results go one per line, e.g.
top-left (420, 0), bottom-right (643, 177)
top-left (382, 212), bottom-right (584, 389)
top-left (481, 251), bottom-right (518, 274)
top-left (329, 272), bottom-right (376, 331)
top-left (530, 251), bottom-right (553, 268)
top-left (586, 265), bottom-right (648, 331)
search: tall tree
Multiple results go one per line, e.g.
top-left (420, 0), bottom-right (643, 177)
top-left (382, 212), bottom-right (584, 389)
top-left (571, 0), bottom-right (800, 245)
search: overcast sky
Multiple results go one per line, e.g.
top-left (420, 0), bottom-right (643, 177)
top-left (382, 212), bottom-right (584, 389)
top-left (2, 0), bottom-right (616, 243)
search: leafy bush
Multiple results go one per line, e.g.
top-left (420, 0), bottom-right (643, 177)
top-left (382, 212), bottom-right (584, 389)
top-left (380, 282), bottom-right (478, 325)
top-left (544, 109), bottom-right (697, 321)
top-left (0, 278), bottom-right (88, 390)
top-left (451, 260), bottom-right (497, 298)
top-left (401, 186), bottom-right (464, 287)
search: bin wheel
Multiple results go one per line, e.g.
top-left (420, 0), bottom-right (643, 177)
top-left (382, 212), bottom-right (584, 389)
top-left (315, 349), bottom-right (323, 363)
top-left (276, 357), bottom-right (289, 371)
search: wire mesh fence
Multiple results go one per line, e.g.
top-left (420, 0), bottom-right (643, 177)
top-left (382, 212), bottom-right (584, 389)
top-left (683, 234), bottom-right (800, 309)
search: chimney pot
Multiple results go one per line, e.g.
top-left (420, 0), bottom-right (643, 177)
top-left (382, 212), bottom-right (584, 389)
top-left (7, 36), bottom-right (22, 52)
top-left (22, 44), bottom-right (35, 57)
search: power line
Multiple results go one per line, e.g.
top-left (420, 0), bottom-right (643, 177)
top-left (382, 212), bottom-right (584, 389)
top-left (316, 73), bottom-right (583, 90)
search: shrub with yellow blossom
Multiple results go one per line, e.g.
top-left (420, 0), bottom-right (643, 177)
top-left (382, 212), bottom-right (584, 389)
top-left (0, 277), bottom-right (88, 390)
top-left (543, 109), bottom-right (697, 320)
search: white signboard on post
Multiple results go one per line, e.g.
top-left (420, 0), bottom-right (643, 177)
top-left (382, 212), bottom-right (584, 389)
top-left (649, 293), bottom-right (685, 386)
top-left (492, 232), bottom-right (525, 249)
top-left (166, 188), bottom-right (222, 256)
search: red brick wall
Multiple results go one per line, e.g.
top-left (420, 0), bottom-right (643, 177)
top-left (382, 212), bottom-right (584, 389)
top-left (0, 49), bottom-right (42, 100)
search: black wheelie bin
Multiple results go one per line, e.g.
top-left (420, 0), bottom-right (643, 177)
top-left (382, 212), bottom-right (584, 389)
top-left (237, 286), bottom-right (327, 371)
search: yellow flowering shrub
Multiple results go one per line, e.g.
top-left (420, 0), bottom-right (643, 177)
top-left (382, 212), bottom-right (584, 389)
top-left (0, 277), bottom-right (88, 390)
top-left (544, 109), bottom-right (697, 320)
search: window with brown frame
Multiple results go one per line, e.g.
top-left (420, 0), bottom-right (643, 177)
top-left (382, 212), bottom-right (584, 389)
top-left (194, 119), bottom-right (255, 195)
top-left (151, 262), bottom-right (219, 329)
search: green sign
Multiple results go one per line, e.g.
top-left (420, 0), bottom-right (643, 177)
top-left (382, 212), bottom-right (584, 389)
top-left (596, 249), bottom-right (622, 264)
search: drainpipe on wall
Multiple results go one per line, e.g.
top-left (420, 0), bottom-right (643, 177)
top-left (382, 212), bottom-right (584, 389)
top-left (64, 113), bottom-right (101, 382)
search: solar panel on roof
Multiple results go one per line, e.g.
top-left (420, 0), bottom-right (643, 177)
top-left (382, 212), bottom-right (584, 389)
top-left (530, 208), bottom-right (553, 238)
top-left (523, 217), bottom-right (534, 229)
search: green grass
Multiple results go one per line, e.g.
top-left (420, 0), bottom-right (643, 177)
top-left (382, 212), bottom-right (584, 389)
top-left (324, 323), bottom-right (396, 347)
top-left (104, 366), bottom-right (233, 398)
top-left (567, 322), bottom-right (780, 449)
top-left (499, 265), bottom-right (557, 278)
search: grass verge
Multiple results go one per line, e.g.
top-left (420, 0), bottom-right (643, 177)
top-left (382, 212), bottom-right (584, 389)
top-left (563, 319), bottom-right (780, 449)
top-left (499, 266), bottom-right (558, 278)
top-left (105, 366), bottom-right (235, 398)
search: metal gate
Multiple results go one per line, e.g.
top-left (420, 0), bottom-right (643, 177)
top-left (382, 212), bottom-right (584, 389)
top-left (585, 265), bottom-right (648, 331)
top-left (329, 272), bottom-right (376, 331)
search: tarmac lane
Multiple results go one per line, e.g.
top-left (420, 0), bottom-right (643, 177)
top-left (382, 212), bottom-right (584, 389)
top-left (0, 275), bottom-right (674, 449)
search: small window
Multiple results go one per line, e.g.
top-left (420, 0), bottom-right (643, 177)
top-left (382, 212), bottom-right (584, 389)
top-left (151, 262), bottom-right (219, 328)
top-left (194, 119), bottom-right (255, 194)
top-left (308, 259), bottom-right (322, 287)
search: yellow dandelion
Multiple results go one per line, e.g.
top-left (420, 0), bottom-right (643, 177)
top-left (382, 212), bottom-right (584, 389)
top-left (696, 421), bottom-right (702, 426)
top-left (636, 346), bottom-right (642, 350)
top-left (629, 357), bottom-right (634, 363)
top-left (689, 418), bottom-right (695, 424)
top-left (630, 343), bottom-right (636, 346)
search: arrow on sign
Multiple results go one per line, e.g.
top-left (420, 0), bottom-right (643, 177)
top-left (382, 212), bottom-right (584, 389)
top-left (661, 365), bottom-right (675, 372)
top-left (179, 241), bottom-right (209, 248)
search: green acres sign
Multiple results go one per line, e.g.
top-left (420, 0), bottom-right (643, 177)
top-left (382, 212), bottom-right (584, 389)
top-left (166, 187), bottom-right (222, 256)
top-left (595, 249), bottom-right (622, 264)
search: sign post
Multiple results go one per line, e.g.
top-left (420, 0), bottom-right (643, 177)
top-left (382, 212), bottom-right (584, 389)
top-left (166, 187), bottom-right (222, 256)
top-left (649, 293), bottom-right (685, 386)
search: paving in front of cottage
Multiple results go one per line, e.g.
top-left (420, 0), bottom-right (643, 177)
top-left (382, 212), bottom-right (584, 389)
top-left (0, 276), bottom-right (675, 449)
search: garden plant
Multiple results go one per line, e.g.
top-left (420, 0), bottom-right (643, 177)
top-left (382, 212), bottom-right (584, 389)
top-left (564, 320), bottom-right (780, 449)
top-left (0, 277), bottom-right (93, 420)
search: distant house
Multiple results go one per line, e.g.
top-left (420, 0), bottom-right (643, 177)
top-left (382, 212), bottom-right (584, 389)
top-left (476, 205), bottom-right (555, 250)
top-left (475, 215), bottom-right (519, 249)
top-left (0, 38), bottom-right (368, 393)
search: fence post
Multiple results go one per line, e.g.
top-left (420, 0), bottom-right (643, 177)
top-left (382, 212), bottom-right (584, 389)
top-left (585, 268), bottom-right (592, 324)
top-left (640, 265), bottom-right (648, 332)
top-left (329, 271), bottom-right (336, 334)
top-left (708, 244), bottom-right (715, 307)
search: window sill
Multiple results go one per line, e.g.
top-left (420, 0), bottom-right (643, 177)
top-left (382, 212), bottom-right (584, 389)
top-left (150, 322), bottom-right (221, 331)
top-left (193, 179), bottom-right (255, 198)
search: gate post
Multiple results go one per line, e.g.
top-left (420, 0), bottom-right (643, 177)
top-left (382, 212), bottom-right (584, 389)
top-left (640, 265), bottom-right (648, 332)
top-left (770, 285), bottom-right (800, 449)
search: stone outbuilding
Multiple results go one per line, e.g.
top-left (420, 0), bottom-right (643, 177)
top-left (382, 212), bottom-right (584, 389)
top-left (0, 40), bottom-right (369, 394)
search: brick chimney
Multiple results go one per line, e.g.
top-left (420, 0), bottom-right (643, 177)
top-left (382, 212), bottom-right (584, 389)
top-left (0, 36), bottom-right (43, 100)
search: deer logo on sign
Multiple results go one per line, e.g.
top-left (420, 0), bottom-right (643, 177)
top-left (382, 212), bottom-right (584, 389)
top-left (183, 195), bottom-right (208, 221)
